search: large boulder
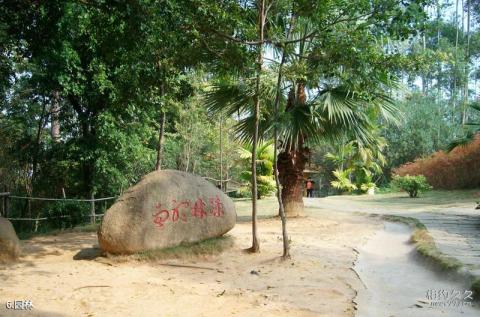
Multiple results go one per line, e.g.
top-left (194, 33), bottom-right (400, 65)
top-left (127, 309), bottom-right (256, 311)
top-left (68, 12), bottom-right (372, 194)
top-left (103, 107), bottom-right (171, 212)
top-left (0, 217), bottom-right (21, 261)
top-left (98, 170), bottom-right (236, 254)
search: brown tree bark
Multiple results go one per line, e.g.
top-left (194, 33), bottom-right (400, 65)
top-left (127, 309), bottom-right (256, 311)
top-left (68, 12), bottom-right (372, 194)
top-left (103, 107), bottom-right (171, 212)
top-left (51, 90), bottom-right (61, 142)
top-left (219, 116), bottom-right (224, 191)
top-left (155, 111), bottom-right (166, 171)
top-left (247, 0), bottom-right (266, 253)
top-left (278, 147), bottom-right (308, 217)
top-left (272, 19), bottom-right (292, 258)
top-left (156, 82), bottom-right (166, 171)
top-left (277, 83), bottom-right (309, 217)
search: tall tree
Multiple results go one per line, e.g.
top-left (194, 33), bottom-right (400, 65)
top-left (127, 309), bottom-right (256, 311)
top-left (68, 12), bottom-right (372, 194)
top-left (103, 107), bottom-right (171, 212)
top-left (207, 0), bottom-right (430, 217)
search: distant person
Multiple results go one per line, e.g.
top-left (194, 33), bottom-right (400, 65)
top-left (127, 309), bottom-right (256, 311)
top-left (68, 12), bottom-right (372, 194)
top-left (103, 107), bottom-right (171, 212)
top-left (306, 179), bottom-right (314, 198)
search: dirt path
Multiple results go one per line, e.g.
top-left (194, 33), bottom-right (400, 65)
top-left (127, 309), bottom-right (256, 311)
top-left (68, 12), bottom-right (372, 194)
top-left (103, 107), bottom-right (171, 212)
top-left (0, 210), bottom-right (378, 317)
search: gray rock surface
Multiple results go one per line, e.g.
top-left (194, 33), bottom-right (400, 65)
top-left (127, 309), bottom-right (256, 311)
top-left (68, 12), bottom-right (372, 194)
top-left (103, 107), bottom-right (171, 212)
top-left (0, 217), bottom-right (20, 261)
top-left (98, 170), bottom-right (236, 254)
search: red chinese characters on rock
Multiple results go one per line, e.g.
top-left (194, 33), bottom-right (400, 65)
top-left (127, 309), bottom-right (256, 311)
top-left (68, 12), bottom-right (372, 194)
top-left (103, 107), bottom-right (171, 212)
top-left (171, 199), bottom-right (190, 222)
top-left (152, 200), bottom-right (190, 228)
top-left (152, 203), bottom-right (169, 228)
top-left (152, 195), bottom-right (225, 228)
top-left (209, 195), bottom-right (225, 217)
top-left (191, 198), bottom-right (207, 219)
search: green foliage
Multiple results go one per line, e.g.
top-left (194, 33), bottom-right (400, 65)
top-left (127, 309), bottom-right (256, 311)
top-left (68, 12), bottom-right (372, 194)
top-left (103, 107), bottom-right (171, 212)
top-left (0, 0), bottom-right (456, 234)
top-left (391, 175), bottom-right (432, 198)
top-left (44, 201), bottom-right (90, 230)
top-left (383, 94), bottom-right (460, 172)
top-left (325, 135), bottom-right (386, 194)
top-left (238, 142), bottom-right (276, 199)
top-left (331, 169), bottom-right (357, 193)
top-left (447, 102), bottom-right (480, 152)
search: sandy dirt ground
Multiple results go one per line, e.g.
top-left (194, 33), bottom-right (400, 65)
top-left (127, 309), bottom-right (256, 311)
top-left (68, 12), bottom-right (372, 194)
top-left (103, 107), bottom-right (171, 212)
top-left (0, 208), bottom-right (379, 317)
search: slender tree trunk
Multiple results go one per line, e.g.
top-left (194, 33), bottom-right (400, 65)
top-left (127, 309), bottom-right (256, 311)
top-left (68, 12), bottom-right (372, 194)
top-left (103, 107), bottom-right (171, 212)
top-left (219, 116), bottom-right (224, 191)
top-left (453, 0), bottom-right (460, 123)
top-left (273, 31), bottom-right (291, 258)
top-left (32, 103), bottom-right (47, 185)
top-left (247, 0), bottom-right (265, 253)
top-left (462, 0), bottom-right (471, 125)
top-left (437, 0), bottom-right (441, 102)
top-left (422, 33), bottom-right (427, 94)
top-left (155, 111), bottom-right (166, 171)
top-left (51, 91), bottom-right (61, 142)
top-left (185, 139), bottom-right (191, 173)
top-left (156, 83), bottom-right (166, 171)
top-left (27, 103), bottom-right (48, 228)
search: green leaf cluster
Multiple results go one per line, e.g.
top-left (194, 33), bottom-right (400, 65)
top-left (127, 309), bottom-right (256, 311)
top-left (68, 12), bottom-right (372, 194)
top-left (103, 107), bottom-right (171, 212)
top-left (391, 174), bottom-right (432, 198)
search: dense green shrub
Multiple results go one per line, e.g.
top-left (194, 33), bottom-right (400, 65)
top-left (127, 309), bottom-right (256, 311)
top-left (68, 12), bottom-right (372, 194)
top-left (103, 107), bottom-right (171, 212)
top-left (44, 201), bottom-right (90, 230)
top-left (331, 169), bottom-right (357, 193)
top-left (391, 175), bottom-right (432, 198)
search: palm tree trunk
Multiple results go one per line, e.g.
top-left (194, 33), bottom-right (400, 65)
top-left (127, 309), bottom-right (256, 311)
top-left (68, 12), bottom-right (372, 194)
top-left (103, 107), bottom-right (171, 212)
top-left (278, 148), bottom-right (307, 217)
top-left (277, 83), bottom-right (309, 217)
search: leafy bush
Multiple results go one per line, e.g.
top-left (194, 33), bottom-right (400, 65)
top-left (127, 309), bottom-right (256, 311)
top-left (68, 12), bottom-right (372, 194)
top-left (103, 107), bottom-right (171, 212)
top-left (393, 136), bottom-right (480, 189)
top-left (239, 172), bottom-right (275, 199)
top-left (257, 175), bottom-right (276, 198)
top-left (238, 142), bottom-right (276, 199)
top-left (331, 169), bottom-right (357, 193)
top-left (360, 182), bottom-right (376, 192)
top-left (44, 201), bottom-right (90, 230)
top-left (236, 186), bottom-right (252, 198)
top-left (391, 175), bottom-right (432, 198)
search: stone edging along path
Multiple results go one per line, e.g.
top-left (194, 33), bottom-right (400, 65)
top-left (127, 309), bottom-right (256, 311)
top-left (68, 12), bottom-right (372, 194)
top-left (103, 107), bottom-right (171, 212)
top-left (305, 194), bottom-right (480, 300)
top-left (371, 213), bottom-right (480, 299)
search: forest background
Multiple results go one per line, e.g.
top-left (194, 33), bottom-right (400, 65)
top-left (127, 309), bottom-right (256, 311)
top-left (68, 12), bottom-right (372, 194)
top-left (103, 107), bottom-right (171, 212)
top-left (1, 0), bottom-right (479, 234)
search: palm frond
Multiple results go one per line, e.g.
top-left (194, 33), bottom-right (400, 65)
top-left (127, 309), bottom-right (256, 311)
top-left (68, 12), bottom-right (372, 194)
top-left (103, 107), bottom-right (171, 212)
top-left (203, 77), bottom-right (255, 117)
top-left (447, 131), bottom-right (476, 152)
top-left (447, 102), bottom-right (480, 152)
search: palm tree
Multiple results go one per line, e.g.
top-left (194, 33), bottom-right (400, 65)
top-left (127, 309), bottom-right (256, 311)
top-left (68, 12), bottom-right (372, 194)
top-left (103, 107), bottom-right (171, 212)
top-left (205, 12), bottom-right (400, 218)
top-left (448, 102), bottom-right (480, 151)
top-left (205, 74), bottom-right (397, 216)
top-left (326, 133), bottom-right (387, 193)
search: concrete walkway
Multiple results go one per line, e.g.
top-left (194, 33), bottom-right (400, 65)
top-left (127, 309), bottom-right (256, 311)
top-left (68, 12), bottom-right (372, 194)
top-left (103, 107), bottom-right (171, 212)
top-left (355, 222), bottom-right (478, 316)
top-left (305, 193), bottom-right (480, 280)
